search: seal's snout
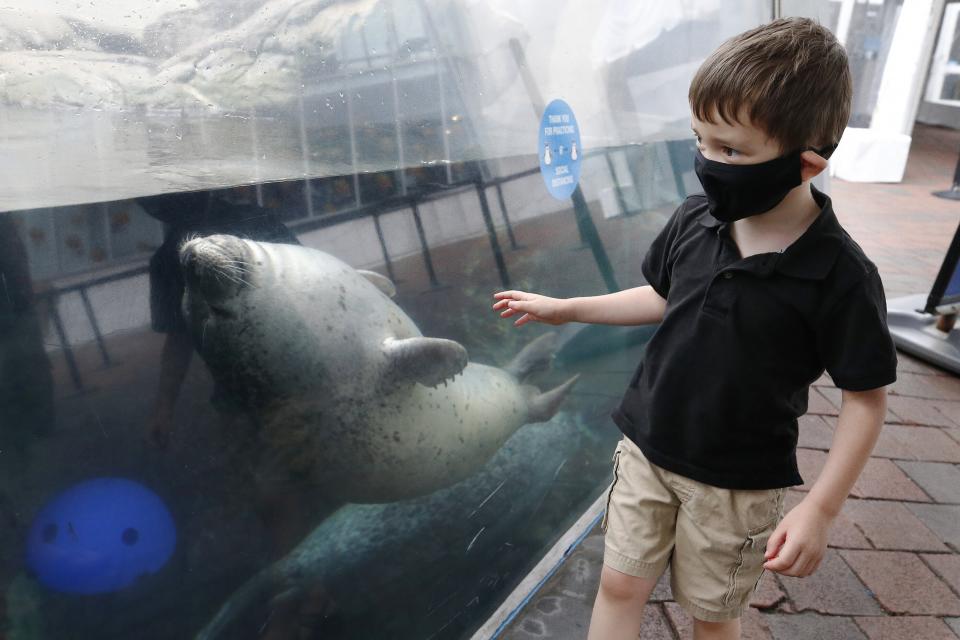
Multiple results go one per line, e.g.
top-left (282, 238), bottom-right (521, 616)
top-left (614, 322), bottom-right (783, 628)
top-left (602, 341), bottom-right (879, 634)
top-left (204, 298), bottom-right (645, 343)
top-left (180, 234), bottom-right (246, 271)
top-left (179, 234), bottom-right (252, 302)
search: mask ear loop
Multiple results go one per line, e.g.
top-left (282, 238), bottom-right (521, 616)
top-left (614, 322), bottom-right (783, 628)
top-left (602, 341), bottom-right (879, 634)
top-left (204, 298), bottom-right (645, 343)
top-left (804, 143), bottom-right (838, 160)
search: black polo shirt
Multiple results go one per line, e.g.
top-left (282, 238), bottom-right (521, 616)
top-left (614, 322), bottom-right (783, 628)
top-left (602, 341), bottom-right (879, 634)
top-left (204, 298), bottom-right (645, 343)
top-left (611, 185), bottom-right (898, 490)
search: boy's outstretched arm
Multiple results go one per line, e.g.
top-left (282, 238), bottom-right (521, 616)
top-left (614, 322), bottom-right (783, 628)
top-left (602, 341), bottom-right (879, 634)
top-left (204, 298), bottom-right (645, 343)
top-left (492, 286), bottom-right (667, 327)
top-left (763, 385), bottom-right (888, 577)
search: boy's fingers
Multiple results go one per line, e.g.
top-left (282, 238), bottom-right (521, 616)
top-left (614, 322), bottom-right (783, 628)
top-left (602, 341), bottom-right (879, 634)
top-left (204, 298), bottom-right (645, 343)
top-left (494, 290), bottom-right (531, 300)
top-left (765, 529), bottom-right (786, 559)
top-left (764, 541), bottom-right (800, 572)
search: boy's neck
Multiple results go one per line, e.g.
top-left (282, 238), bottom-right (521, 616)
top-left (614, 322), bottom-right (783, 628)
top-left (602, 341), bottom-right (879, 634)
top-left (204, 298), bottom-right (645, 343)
top-left (733, 181), bottom-right (821, 236)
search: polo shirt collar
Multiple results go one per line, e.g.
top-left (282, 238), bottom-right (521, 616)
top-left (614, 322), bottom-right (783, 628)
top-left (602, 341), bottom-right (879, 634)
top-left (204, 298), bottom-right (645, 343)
top-left (696, 184), bottom-right (843, 280)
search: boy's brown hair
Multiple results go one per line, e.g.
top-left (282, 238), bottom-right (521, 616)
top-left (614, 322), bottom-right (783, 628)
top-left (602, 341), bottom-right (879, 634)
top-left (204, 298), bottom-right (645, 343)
top-left (688, 17), bottom-right (852, 153)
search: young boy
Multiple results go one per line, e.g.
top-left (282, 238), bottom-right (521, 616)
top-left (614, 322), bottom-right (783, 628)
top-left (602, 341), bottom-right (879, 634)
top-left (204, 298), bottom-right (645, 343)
top-left (492, 17), bottom-right (896, 640)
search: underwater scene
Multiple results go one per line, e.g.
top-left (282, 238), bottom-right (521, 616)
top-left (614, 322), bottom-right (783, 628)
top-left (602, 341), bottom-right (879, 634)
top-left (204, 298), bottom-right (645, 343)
top-left (0, 1), bottom-right (772, 638)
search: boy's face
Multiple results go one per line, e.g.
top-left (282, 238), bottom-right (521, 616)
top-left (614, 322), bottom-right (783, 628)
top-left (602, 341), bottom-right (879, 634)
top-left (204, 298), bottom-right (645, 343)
top-left (691, 107), bottom-right (783, 165)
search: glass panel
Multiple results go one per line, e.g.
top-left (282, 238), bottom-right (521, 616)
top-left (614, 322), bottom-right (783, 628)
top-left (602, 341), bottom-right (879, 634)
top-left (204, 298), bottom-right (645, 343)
top-left (941, 73), bottom-right (960, 101)
top-left (0, 1), bottom-right (771, 638)
top-left (782, 0), bottom-right (904, 127)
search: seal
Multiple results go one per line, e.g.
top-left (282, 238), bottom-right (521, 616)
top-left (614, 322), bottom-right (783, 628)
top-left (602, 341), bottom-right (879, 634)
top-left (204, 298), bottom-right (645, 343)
top-left (179, 234), bottom-right (578, 503)
top-left (193, 417), bottom-right (582, 640)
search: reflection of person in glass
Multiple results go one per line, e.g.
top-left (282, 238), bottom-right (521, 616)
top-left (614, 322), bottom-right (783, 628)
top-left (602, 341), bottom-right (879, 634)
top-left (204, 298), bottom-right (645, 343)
top-left (0, 215), bottom-right (55, 591)
top-left (140, 188), bottom-right (300, 449)
top-left (495, 18), bottom-right (895, 640)
top-left (0, 215), bottom-right (55, 451)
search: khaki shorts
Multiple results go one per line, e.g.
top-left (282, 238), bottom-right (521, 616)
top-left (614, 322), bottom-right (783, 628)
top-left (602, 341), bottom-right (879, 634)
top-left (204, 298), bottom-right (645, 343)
top-left (600, 436), bottom-right (785, 622)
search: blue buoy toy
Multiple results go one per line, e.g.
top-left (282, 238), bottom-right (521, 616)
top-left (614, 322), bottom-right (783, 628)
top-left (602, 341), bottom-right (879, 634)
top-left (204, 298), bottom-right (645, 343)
top-left (26, 478), bottom-right (176, 594)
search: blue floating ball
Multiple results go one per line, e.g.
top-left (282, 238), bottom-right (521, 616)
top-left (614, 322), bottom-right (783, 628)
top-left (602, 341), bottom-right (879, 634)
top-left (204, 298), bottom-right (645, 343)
top-left (26, 478), bottom-right (176, 595)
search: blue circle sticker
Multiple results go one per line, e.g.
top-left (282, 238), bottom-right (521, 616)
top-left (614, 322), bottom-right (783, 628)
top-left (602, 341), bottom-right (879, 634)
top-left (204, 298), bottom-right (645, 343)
top-left (538, 99), bottom-right (582, 200)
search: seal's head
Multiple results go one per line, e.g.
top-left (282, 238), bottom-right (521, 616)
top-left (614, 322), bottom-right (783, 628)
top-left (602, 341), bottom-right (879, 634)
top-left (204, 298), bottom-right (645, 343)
top-left (179, 234), bottom-right (254, 323)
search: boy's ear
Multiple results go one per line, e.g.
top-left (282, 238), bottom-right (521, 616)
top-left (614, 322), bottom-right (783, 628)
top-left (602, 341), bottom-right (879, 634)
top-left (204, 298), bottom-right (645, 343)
top-left (799, 150), bottom-right (829, 182)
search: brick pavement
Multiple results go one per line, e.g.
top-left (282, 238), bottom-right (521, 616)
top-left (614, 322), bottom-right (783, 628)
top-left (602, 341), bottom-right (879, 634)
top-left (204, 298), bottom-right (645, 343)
top-left (499, 123), bottom-right (960, 639)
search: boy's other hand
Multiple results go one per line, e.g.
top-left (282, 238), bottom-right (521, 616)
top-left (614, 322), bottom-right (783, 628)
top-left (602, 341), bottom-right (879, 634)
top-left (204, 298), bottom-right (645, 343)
top-left (492, 290), bottom-right (571, 327)
top-left (762, 497), bottom-right (833, 577)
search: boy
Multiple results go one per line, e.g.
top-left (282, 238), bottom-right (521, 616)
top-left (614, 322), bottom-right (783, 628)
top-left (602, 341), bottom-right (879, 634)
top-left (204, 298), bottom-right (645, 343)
top-left (492, 17), bottom-right (896, 640)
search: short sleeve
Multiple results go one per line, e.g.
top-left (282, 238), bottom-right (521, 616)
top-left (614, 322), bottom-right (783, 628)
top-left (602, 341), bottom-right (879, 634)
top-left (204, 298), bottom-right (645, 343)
top-left (641, 203), bottom-right (685, 299)
top-left (816, 268), bottom-right (898, 391)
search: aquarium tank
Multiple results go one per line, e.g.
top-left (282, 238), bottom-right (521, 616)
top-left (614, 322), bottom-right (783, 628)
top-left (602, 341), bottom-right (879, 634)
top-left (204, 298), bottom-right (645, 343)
top-left (0, 1), bottom-right (776, 638)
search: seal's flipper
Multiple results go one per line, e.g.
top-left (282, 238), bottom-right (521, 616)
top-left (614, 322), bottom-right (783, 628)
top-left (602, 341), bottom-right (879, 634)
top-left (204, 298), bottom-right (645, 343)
top-left (524, 374), bottom-right (579, 423)
top-left (356, 270), bottom-right (396, 298)
top-left (382, 337), bottom-right (468, 388)
top-left (504, 332), bottom-right (557, 382)
top-left (195, 566), bottom-right (286, 639)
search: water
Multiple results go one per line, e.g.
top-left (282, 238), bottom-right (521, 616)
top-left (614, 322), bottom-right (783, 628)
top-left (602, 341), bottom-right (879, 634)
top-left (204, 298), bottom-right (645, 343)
top-left (0, 156), bottom-right (677, 638)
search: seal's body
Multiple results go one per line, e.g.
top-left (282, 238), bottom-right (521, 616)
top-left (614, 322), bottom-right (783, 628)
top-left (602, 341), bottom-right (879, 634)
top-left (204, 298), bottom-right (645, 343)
top-left (194, 417), bottom-right (582, 640)
top-left (180, 235), bottom-right (577, 503)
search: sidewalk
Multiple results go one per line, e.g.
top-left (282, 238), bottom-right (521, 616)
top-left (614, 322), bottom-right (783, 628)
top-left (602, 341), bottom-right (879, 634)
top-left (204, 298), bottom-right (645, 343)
top-left (497, 122), bottom-right (960, 640)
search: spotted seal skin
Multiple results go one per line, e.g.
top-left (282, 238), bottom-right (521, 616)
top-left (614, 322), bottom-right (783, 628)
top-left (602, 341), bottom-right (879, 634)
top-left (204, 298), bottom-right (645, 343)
top-left (179, 234), bottom-right (578, 503)
top-left (194, 417), bottom-right (582, 640)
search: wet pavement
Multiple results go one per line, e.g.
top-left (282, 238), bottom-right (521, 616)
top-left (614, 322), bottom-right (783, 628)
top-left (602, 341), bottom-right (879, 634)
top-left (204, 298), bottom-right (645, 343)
top-left (497, 123), bottom-right (960, 640)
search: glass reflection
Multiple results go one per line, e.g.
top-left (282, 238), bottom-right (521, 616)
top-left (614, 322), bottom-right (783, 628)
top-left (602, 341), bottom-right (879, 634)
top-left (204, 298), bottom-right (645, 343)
top-left (0, 0), bottom-right (772, 637)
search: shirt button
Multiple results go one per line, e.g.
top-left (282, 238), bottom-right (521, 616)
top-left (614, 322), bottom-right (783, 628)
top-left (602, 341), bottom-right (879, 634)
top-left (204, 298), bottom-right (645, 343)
top-left (723, 272), bottom-right (734, 279)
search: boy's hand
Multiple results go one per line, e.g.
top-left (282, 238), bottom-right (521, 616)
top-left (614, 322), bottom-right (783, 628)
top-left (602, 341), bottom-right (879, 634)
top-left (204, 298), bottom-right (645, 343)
top-left (492, 290), bottom-right (571, 327)
top-left (762, 497), bottom-right (833, 577)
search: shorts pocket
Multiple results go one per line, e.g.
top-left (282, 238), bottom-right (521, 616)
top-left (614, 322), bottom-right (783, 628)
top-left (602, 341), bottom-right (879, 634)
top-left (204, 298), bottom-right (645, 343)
top-left (721, 489), bottom-right (783, 608)
top-left (599, 441), bottom-right (624, 533)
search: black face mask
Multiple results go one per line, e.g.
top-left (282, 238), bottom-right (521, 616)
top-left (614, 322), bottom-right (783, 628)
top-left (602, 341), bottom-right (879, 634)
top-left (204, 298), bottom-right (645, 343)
top-left (693, 143), bottom-right (837, 222)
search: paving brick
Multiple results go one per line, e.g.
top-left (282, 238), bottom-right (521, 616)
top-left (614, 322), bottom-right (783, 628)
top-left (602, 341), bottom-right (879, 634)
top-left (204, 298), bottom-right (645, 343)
top-left (840, 550), bottom-right (960, 615)
top-left (843, 499), bottom-right (947, 551)
top-left (850, 457), bottom-right (931, 502)
top-left (892, 372), bottom-right (960, 402)
top-left (816, 385), bottom-right (842, 412)
top-left (785, 490), bottom-right (871, 549)
top-left (776, 549), bottom-right (882, 615)
top-left (808, 387), bottom-right (840, 416)
top-left (663, 602), bottom-right (773, 640)
top-left (796, 448), bottom-right (827, 491)
top-left (896, 461), bottom-right (960, 503)
top-left (888, 394), bottom-right (957, 427)
top-left (797, 414), bottom-right (835, 450)
top-left (763, 611), bottom-right (867, 639)
top-left (650, 567), bottom-right (672, 602)
top-left (819, 387), bottom-right (898, 423)
top-left (663, 602), bottom-right (693, 638)
top-left (751, 572), bottom-right (786, 610)
top-left (907, 504), bottom-right (960, 551)
top-left (931, 400), bottom-right (960, 428)
top-left (870, 424), bottom-right (924, 459)
top-left (947, 427), bottom-right (960, 446)
top-left (814, 372), bottom-right (833, 387)
top-left (921, 553), bottom-right (960, 596)
top-left (872, 425), bottom-right (960, 463)
top-left (801, 451), bottom-right (880, 500)
top-left (639, 603), bottom-right (673, 639)
top-left (896, 351), bottom-right (953, 376)
top-left (947, 617), bottom-right (960, 637)
top-left (854, 615), bottom-right (959, 639)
